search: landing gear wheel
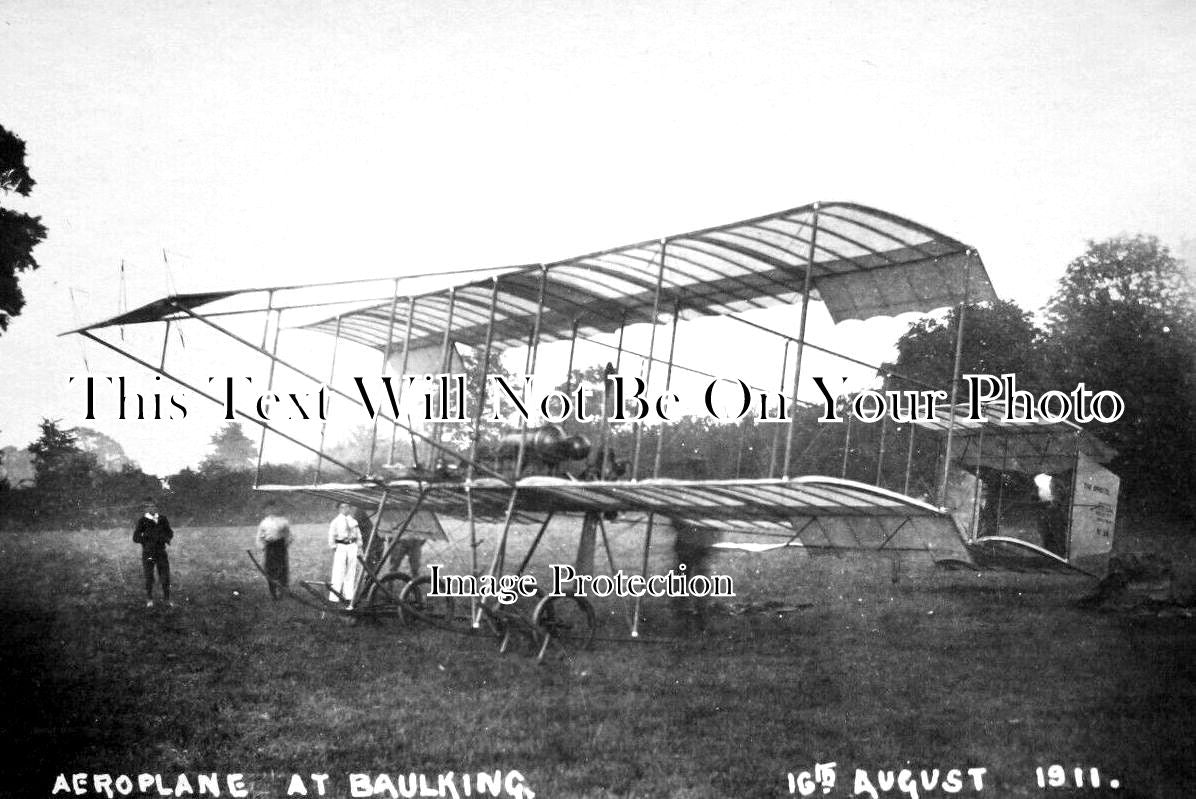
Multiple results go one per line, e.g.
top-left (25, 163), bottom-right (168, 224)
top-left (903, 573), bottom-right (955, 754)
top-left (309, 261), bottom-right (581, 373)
top-left (482, 605), bottom-right (542, 656)
top-left (398, 575), bottom-right (456, 627)
top-left (361, 571), bottom-right (410, 625)
top-left (532, 594), bottom-right (596, 660)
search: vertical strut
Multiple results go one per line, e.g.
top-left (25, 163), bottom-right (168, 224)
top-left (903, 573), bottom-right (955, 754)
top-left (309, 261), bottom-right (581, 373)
top-left (598, 314), bottom-right (628, 480)
top-left (369, 278), bottom-right (402, 474)
top-left (390, 296), bottom-right (418, 466)
top-left (767, 339), bottom-right (791, 478)
top-left (466, 279), bottom-right (501, 469)
top-left (938, 252), bottom-right (973, 506)
top-left (875, 414), bottom-right (888, 487)
top-left (351, 488), bottom-right (390, 605)
top-left (515, 513), bottom-right (557, 575)
top-left (970, 425), bottom-right (985, 539)
top-left (1065, 430), bottom-right (1081, 559)
top-left (564, 320), bottom-right (580, 393)
top-left (840, 410), bottom-right (853, 479)
top-left (159, 321), bottom-right (171, 371)
top-left (315, 315), bottom-right (343, 484)
top-left (995, 426), bottom-right (1009, 535)
top-left (903, 423), bottom-right (916, 496)
top-left (485, 266), bottom-right (547, 581)
top-left (779, 208), bottom-right (818, 480)
top-left (466, 277), bottom-right (501, 596)
top-left (631, 513), bottom-right (655, 638)
top-left (632, 239), bottom-right (668, 480)
top-left (430, 289), bottom-right (457, 463)
top-left (255, 294), bottom-right (280, 486)
top-left (652, 298), bottom-right (681, 478)
top-left (783, 204), bottom-right (820, 478)
top-left (259, 290), bottom-right (274, 350)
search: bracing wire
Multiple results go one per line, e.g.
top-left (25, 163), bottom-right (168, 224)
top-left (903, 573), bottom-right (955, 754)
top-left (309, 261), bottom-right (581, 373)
top-left (68, 287), bottom-right (91, 372)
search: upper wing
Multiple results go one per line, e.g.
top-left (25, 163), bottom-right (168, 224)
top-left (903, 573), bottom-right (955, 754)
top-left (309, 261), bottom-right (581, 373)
top-left (66, 202), bottom-right (995, 398)
top-left (297, 201), bottom-right (996, 352)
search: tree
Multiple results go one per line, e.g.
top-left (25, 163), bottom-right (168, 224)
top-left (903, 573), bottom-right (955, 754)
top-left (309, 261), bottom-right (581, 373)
top-left (74, 427), bottom-right (134, 472)
top-left (1046, 235), bottom-right (1195, 326)
top-left (0, 444), bottom-right (37, 489)
top-left (324, 424), bottom-right (394, 475)
top-left (0, 124), bottom-right (47, 334)
top-left (851, 301), bottom-right (1053, 500)
top-left (200, 421), bottom-right (257, 472)
top-left (25, 419), bottom-right (100, 520)
top-left (27, 419), bottom-right (73, 478)
top-left (1043, 236), bottom-right (1196, 511)
top-left (882, 299), bottom-right (1048, 392)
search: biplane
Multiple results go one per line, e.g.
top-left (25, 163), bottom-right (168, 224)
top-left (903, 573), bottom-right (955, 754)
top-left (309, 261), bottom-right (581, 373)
top-left (67, 200), bottom-right (1116, 657)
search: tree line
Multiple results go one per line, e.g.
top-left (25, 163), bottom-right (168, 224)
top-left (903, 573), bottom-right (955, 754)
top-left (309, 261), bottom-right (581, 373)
top-left (0, 421), bottom-right (334, 530)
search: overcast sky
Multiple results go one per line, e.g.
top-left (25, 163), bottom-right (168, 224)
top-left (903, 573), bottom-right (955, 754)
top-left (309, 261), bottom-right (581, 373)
top-left (1, 0), bottom-right (1193, 476)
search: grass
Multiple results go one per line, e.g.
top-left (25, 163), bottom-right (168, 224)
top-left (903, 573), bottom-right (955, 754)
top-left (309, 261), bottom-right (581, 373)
top-left (1, 514), bottom-right (1193, 798)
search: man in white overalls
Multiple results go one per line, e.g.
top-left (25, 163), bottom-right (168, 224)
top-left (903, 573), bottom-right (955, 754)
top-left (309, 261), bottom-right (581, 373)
top-left (327, 502), bottom-right (362, 605)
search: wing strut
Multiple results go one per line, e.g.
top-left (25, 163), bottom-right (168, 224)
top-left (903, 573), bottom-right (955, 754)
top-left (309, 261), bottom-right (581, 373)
top-left (255, 292), bottom-right (281, 483)
top-left (367, 280), bottom-right (402, 473)
top-left (783, 203), bottom-right (820, 477)
top-left (483, 267), bottom-right (549, 583)
top-left (391, 295), bottom-right (420, 468)
top-left (314, 315), bottom-right (342, 484)
top-left (464, 277), bottom-right (502, 628)
top-left (938, 251), bottom-right (975, 504)
top-left (767, 339), bottom-right (792, 478)
top-left (631, 512), bottom-right (656, 639)
top-left (630, 240), bottom-right (668, 479)
top-left (651, 298), bottom-right (682, 479)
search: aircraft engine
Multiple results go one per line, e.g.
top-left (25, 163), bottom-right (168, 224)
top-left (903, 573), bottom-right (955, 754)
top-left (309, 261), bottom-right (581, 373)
top-left (497, 424), bottom-right (591, 466)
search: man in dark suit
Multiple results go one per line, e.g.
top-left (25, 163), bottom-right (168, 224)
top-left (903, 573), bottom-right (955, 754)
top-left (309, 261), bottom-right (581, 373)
top-left (133, 498), bottom-right (175, 607)
top-left (257, 500), bottom-right (292, 600)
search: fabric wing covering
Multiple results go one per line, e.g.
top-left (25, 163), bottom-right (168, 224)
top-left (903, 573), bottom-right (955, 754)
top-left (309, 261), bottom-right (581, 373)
top-left (257, 475), bottom-right (972, 562)
top-left (298, 201), bottom-right (997, 351)
top-left (912, 401), bottom-right (1117, 475)
top-left (68, 201), bottom-right (996, 350)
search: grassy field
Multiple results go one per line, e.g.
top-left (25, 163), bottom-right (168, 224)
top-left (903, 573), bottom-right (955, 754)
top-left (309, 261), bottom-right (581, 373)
top-left (1, 514), bottom-right (1193, 798)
